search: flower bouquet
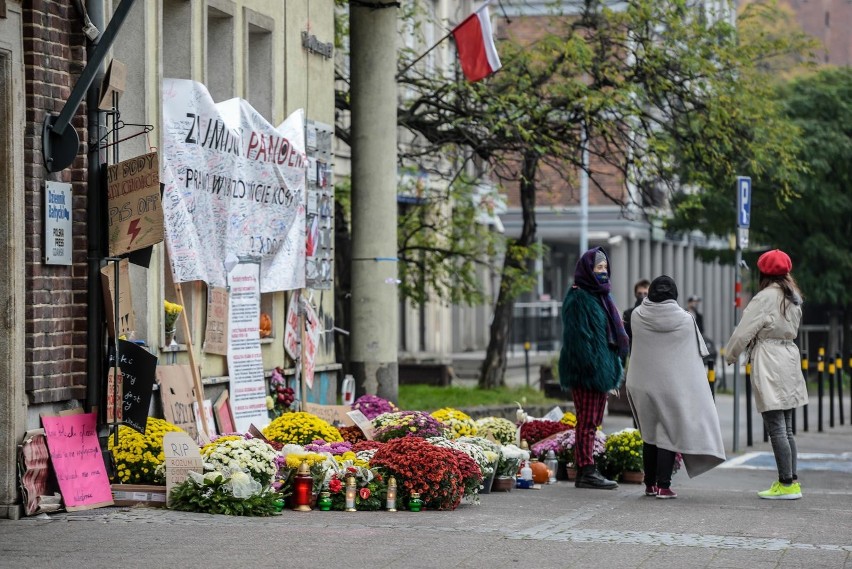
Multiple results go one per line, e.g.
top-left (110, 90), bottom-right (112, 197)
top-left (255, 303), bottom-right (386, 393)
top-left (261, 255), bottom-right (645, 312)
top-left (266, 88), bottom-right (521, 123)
top-left (305, 439), bottom-right (353, 456)
top-left (200, 435), bottom-right (278, 486)
top-left (430, 407), bottom-right (478, 439)
top-left (560, 411), bottom-right (577, 428)
top-left (267, 367), bottom-right (295, 419)
top-left (474, 416), bottom-right (518, 445)
top-left (519, 419), bottom-right (570, 446)
top-left (169, 468), bottom-right (281, 516)
top-left (351, 394), bottom-right (398, 420)
top-left (603, 428), bottom-right (643, 480)
top-left (370, 436), bottom-right (479, 510)
top-left (108, 417), bottom-right (185, 484)
top-left (262, 412), bottom-right (342, 446)
top-left (371, 411), bottom-right (448, 442)
top-left (457, 436), bottom-right (501, 493)
top-left (338, 425), bottom-right (367, 444)
top-left (323, 462), bottom-right (387, 511)
top-left (163, 300), bottom-right (183, 343)
top-left (495, 444), bottom-right (530, 478)
top-left (427, 436), bottom-right (490, 500)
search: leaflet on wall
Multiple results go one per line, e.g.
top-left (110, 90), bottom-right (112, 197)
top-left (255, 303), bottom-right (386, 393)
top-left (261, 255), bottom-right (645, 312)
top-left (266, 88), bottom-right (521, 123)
top-left (161, 78), bottom-right (307, 292)
top-left (226, 259), bottom-right (269, 432)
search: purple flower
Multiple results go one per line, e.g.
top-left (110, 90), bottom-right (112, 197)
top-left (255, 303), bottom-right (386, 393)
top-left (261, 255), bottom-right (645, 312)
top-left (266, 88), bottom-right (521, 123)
top-left (352, 394), bottom-right (398, 420)
top-left (305, 439), bottom-right (353, 455)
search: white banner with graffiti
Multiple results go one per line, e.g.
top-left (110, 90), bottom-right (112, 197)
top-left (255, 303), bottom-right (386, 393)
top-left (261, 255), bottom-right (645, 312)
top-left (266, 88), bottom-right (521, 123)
top-left (161, 79), bottom-right (306, 292)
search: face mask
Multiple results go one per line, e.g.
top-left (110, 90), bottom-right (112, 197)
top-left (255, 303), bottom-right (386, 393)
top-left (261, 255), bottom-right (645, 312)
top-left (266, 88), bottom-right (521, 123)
top-left (594, 272), bottom-right (609, 284)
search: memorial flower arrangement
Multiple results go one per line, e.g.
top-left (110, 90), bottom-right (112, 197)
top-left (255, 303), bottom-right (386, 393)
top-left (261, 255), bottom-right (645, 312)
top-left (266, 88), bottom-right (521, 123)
top-left (427, 436), bottom-right (492, 481)
top-left (339, 425), bottom-right (367, 444)
top-left (323, 462), bottom-right (387, 511)
top-left (475, 416), bottom-right (518, 445)
top-left (603, 428), bottom-right (644, 475)
top-left (370, 436), bottom-right (479, 510)
top-left (352, 440), bottom-right (384, 453)
top-left (430, 407), bottom-right (478, 439)
top-left (371, 411), bottom-right (448, 442)
top-left (262, 412), bottom-right (343, 445)
top-left (108, 417), bottom-right (185, 484)
top-left (305, 439), bottom-right (353, 456)
top-left (267, 367), bottom-right (295, 418)
top-left (495, 444), bottom-right (530, 478)
top-left (519, 419), bottom-right (570, 446)
top-left (351, 394), bottom-right (398, 420)
top-left (163, 300), bottom-right (183, 334)
top-left (169, 468), bottom-right (281, 517)
top-left (200, 436), bottom-right (278, 486)
top-left (560, 411), bottom-right (577, 428)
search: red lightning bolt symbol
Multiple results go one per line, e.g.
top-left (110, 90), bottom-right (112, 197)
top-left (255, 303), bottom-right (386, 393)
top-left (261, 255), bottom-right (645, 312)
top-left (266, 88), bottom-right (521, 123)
top-left (127, 219), bottom-right (141, 245)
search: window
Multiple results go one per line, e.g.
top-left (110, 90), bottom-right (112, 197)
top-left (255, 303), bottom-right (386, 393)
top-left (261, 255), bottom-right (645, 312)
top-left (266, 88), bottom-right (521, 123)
top-left (206, 3), bottom-right (235, 103)
top-left (245, 9), bottom-right (274, 121)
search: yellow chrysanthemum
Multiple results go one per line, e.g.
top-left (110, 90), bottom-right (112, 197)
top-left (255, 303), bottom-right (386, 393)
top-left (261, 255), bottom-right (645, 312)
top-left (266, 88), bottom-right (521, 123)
top-left (262, 412), bottom-right (342, 445)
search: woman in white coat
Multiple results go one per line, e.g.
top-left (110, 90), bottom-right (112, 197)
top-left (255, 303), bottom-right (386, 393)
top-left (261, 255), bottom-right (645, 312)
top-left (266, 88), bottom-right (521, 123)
top-left (725, 249), bottom-right (807, 500)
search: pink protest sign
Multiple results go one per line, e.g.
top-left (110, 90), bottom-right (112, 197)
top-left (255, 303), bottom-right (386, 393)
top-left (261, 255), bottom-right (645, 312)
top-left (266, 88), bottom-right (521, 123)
top-left (41, 412), bottom-right (114, 511)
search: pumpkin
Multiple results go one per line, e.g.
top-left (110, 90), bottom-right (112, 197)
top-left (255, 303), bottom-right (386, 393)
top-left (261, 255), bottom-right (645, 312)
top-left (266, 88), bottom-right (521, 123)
top-left (529, 460), bottom-right (550, 484)
top-left (259, 312), bottom-right (273, 338)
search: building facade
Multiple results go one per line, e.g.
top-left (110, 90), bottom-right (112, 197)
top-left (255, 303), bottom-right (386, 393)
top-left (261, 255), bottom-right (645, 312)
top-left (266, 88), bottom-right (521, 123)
top-left (0, 0), bottom-right (335, 519)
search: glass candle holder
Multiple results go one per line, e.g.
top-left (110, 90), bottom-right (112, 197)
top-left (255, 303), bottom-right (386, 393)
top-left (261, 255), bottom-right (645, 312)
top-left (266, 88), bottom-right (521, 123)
top-left (385, 476), bottom-right (397, 512)
top-left (345, 475), bottom-right (357, 512)
top-left (317, 491), bottom-right (332, 511)
top-left (408, 492), bottom-right (423, 512)
top-left (293, 461), bottom-right (313, 512)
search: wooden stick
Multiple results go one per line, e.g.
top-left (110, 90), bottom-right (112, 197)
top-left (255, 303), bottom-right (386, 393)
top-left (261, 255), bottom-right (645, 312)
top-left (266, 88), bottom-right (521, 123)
top-left (299, 290), bottom-right (309, 408)
top-left (175, 282), bottom-right (208, 436)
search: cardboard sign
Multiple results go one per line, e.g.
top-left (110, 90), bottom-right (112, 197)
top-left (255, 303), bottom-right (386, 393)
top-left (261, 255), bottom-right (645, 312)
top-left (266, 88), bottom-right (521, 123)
top-left (107, 340), bottom-right (158, 434)
top-left (107, 152), bottom-right (163, 256)
top-left (41, 413), bottom-right (114, 511)
top-left (193, 400), bottom-right (217, 438)
top-left (101, 258), bottom-right (135, 338)
top-left (98, 58), bottom-right (127, 110)
top-left (346, 410), bottom-right (374, 440)
top-left (213, 390), bottom-right (235, 434)
top-left (203, 286), bottom-right (229, 356)
top-left (163, 432), bottom-right (203, 507)
top-left (303, 403), bottom-right (356, 427)
top-left (106, 368), bottom-right (123, 424)
top-left (156, 365), bottom-right (199, 440)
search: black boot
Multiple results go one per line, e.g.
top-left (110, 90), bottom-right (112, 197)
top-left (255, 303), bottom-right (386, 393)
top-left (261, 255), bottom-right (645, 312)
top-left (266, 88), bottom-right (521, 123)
top-left (575, 465), bottom-right (618, 489)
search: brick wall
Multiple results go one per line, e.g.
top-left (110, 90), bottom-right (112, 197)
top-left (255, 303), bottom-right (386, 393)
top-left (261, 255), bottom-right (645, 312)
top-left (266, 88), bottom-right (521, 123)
top-left (23, 2), bottom-right (89, 404)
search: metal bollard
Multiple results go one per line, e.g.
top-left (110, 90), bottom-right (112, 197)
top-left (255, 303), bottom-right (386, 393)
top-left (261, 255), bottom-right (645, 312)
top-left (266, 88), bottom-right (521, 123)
top-left (746, 362), bottom-right (753, 447)
top-left (802, 351), bottom-right (809, 432)
top-left (836, 354), bottom-right (844, 426)
top-left (829, 360), bottom-right (836, 428)
top-left (707, 359), bottom-right (716, 400)
top-left (818, 348), bottom-right (825, 433)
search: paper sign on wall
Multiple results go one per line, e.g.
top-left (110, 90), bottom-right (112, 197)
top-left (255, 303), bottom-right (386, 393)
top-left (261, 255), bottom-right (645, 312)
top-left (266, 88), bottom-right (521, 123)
top-left (41, 413), bottom-right (114, 511)
top-left (203, 286), bottom-right (229, 356)
top-left (163, 432), bottom-right (203, 507)
top-left (101, 258), bottom-right (135, 338)
top-left (156, 365), bottom-right (199, 440)
top-left (283, 291), bottom-right (300, 360)
top-left (302, 297), bottom-right (320, 389)
top-left (106, 152), bottom-right (163, 256)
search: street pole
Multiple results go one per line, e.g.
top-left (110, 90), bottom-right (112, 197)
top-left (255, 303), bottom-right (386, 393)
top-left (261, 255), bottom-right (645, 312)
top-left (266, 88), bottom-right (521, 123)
top-left (732, 176), bottom-right (751, 454)
top-left (579, 126), bottom-right (589, 255)
top-left (350, 0), bottom-right (399, 402)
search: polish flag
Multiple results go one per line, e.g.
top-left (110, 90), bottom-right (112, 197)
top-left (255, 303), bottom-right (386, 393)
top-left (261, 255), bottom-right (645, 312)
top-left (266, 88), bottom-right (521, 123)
top-left (452, 4), bottom-right (502, 82)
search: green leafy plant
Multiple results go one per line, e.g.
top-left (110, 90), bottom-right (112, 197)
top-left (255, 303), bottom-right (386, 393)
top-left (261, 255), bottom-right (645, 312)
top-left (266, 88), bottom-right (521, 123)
top-left (168, 471), bottom-right (282, 516)
top-left (603, 428), bottom-right (644, 477)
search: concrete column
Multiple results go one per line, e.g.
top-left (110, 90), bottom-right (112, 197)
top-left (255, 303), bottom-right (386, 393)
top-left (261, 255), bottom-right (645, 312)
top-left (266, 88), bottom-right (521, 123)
top-left (609, 238), bottom-right (629, 310)
top-left (349, 0), bottom-right (399, 401)
top-left (640, 236), bottom-right (651, 279)
top-left (652, 240), bottom-right (663, 278)
top-left (673, 243), bottom-right (684, 293)
top-left (663, 242), bottom-right (674, 277)
top-left (685, 243), bottom-right (695, 304)
top-left (628, 237), bottom-right (640, 290)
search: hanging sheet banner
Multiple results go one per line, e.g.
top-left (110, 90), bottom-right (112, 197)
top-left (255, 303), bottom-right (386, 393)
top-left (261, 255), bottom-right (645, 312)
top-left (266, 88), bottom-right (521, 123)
top-left (161, 78), bottom-right (306, 292)
top-left (226, 259), bottom-right (269, 432)
top-left (302, 296), bottom-right (320, 390)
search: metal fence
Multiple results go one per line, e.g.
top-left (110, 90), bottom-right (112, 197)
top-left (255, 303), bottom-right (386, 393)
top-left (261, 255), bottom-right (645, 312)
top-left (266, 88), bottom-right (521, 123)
top-left (509, 301), bottom-right (562, 353)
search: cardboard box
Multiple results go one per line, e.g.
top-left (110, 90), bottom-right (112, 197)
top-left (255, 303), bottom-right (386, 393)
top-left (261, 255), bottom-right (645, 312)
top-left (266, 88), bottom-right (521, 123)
top-left (110, 484), bottom-right (167, 507)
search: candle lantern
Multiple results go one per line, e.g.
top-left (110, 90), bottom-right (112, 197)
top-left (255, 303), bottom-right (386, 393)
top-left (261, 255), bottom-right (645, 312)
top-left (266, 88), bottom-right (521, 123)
top-left (344, 475), bottom-right (357, 512)
top-left (292, 460), bottom-right (313, 512)
top-left (317, 491), bottom-right (332, 511)
top-left (385, 476), bottom-right (397, 512)
top-left (408, 491), bottom-right (423, 512)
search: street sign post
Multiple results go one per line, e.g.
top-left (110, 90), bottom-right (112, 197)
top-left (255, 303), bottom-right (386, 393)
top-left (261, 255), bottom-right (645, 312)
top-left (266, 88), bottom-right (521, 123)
top-left (732, 176), bottom-right (751, 453)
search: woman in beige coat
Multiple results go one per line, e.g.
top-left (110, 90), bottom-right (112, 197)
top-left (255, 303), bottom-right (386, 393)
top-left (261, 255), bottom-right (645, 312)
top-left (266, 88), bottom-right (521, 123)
top-left (725, 249), bottom-right (807, 500)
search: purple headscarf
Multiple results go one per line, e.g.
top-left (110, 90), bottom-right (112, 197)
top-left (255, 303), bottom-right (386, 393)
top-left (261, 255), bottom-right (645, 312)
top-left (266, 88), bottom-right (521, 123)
top-left (573, 247), bottom-right (630, 359)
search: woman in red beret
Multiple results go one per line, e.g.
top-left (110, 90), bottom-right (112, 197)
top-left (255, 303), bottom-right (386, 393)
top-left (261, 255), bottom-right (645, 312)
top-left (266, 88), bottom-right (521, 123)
top-left (724, 249), bottom-right (807, 500)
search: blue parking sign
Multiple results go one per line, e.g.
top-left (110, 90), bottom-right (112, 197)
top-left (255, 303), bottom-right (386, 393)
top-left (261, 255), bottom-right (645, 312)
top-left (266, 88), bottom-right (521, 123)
top-left (737, 176), bottom-right (751, 228)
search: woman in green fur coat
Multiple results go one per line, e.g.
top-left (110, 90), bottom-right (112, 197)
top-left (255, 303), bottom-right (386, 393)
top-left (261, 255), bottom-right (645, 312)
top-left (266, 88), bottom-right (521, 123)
top-left (559, 247), bottom-right (629, 489)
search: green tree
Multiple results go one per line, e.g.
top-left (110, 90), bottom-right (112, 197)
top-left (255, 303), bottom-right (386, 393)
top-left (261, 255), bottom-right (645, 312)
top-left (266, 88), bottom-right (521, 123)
top-left (336, 0), bottom-right (813, 388)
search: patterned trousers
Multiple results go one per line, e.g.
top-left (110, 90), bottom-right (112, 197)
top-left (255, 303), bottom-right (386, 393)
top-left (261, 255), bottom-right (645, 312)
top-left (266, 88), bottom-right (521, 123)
top-left (572, 386), bottom-right (607, 468)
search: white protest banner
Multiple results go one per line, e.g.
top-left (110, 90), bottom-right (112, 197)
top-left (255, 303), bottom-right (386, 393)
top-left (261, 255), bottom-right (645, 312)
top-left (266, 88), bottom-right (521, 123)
top-left (283, 290), bottom-right (300, 360)
top-left (161, 79), bottom-right (306, 292)
top-left (226, 259), bottom-right (269, 432)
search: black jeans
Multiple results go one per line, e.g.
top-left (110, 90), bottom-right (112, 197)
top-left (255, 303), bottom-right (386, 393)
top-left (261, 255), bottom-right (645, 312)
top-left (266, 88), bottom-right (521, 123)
top-left (643, 443), bottom-right (676, 489)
